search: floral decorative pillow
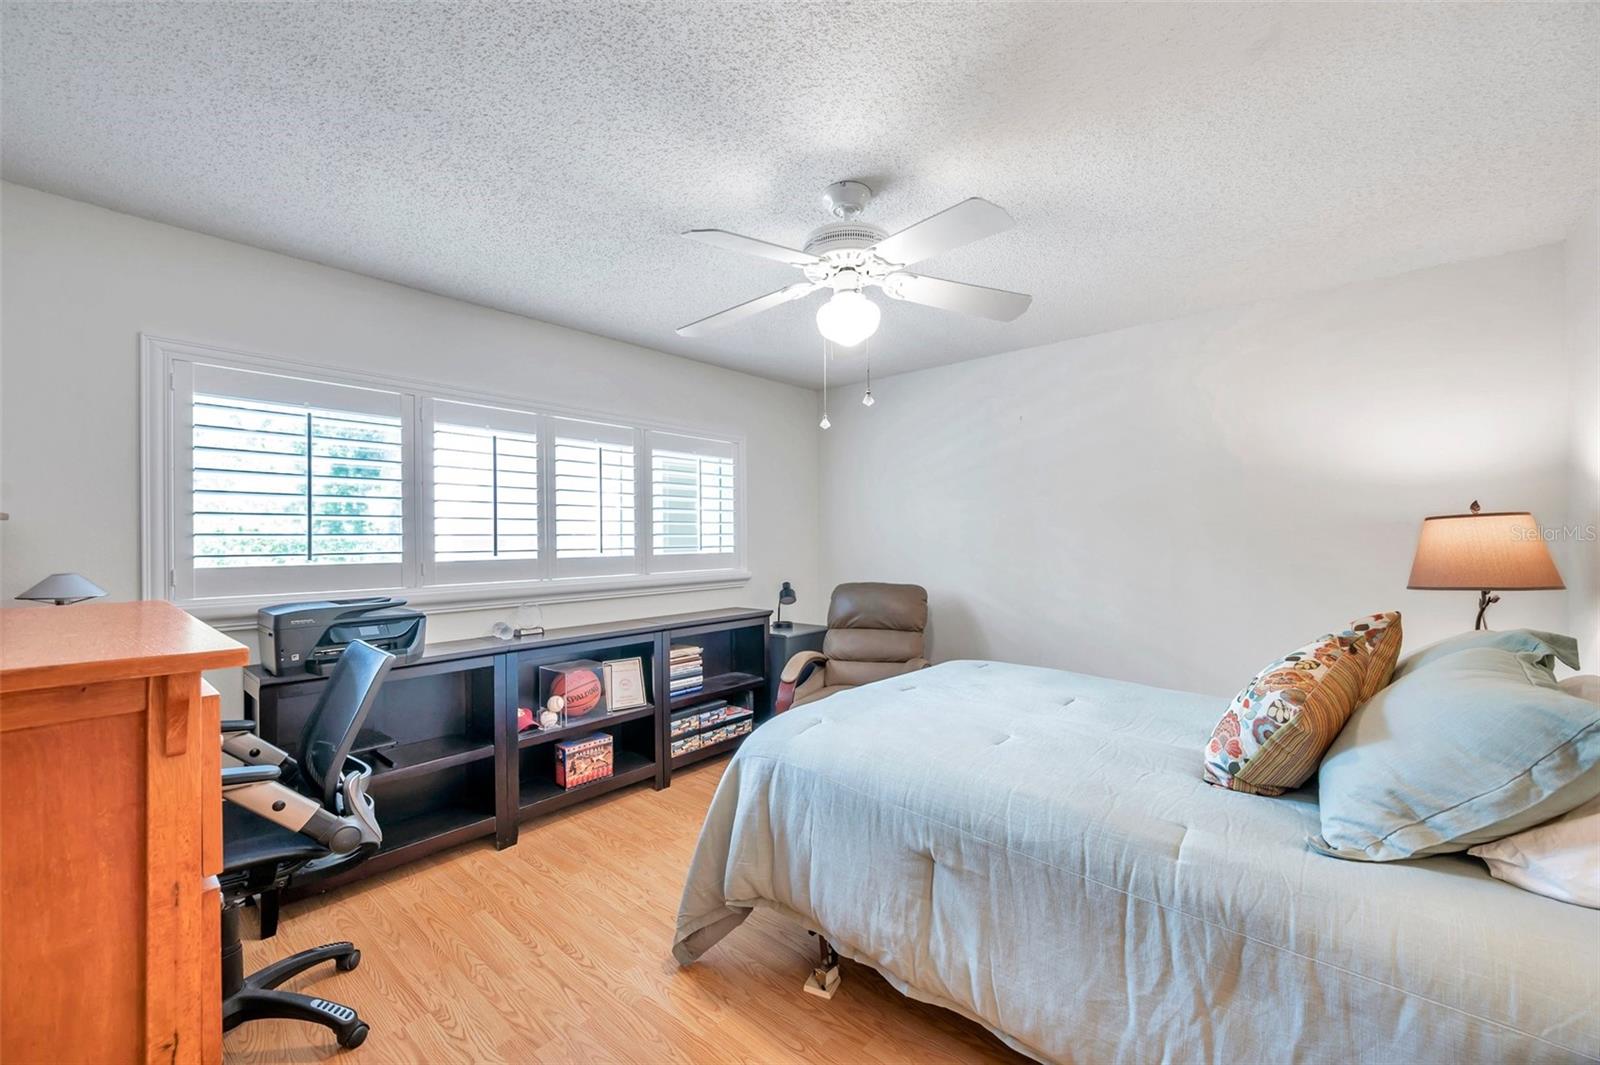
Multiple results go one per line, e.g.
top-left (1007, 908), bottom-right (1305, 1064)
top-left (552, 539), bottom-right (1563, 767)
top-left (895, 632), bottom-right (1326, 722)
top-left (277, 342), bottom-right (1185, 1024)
top-left (1203, 630), bottom-right (1369, 796)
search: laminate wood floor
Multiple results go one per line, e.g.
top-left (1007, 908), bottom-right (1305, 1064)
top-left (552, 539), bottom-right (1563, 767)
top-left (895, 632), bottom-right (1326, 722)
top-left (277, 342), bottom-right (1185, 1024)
top-left (222, 760), bottom-right (1026, 1065)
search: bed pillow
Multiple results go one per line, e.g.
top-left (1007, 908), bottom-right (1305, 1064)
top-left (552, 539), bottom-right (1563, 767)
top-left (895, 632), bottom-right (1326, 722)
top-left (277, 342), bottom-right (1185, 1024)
top-left (1314, 646), bottom-right (1600, 861)
top-left (1468, 794), bottom-right (1600, 908)
top-left (1391, 628), bottom-right (1579, 682)
top-left (1559, 674), bottom-right (1600, 703)
top-left (1203, 630), bottom-right (1367, 796)
top-left (1345, 611), bottom-right (1402, 701)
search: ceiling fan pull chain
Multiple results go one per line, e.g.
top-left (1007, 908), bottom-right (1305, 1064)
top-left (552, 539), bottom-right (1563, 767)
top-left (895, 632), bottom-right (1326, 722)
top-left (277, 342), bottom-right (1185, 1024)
top-left (862, 338), bottom-right (876, 407)
top-left (819, 338), bottom-right (831, 430)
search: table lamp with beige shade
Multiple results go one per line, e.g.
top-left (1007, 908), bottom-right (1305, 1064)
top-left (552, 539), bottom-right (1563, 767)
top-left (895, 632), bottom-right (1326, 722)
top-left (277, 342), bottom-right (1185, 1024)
top-left (1407, 502), bottom-right (1565, 630)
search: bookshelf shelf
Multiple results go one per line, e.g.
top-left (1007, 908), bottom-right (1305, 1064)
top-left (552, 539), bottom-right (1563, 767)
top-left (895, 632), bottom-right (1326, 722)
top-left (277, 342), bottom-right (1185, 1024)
top-left (669, 671), bottom-right (763, 710)
top-left (515, 704), bottom-right (656, 749)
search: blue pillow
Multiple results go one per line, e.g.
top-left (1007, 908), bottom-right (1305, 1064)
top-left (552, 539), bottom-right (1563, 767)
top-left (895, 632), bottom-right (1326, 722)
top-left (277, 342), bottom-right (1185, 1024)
top-left (1314, 646), bottom-right (1600, 861)
top-left (1391, 628), bottom-right (1579, 681)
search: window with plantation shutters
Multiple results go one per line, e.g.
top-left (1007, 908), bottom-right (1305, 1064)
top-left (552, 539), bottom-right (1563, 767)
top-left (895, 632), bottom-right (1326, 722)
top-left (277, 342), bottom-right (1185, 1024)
top-left (180, 361), bottom-right (406, 598)
top-left (425, 399), bottom-right (539, 581)
top-left (147, 337), bottom-right (745, 613)
top-left (648, 431), bottom-right (736, 569)
top-left (551, 417), bottom-right (638, 576)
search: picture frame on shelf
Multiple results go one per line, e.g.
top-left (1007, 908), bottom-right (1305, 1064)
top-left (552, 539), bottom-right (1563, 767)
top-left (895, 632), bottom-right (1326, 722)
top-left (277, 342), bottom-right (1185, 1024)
top-left (603, 656), bottom-right (650, 712)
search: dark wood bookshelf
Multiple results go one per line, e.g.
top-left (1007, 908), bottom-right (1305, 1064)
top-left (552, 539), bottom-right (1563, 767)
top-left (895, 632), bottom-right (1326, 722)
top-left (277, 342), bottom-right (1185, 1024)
top-left (516, 749), bottom-right (656, 816)
top-left (370, 735), bottom-right (496, 783)
top-left (515, 704), bottom-right (656, 749)
top-left (669, 670), bottom-right (763, 710)
top-left (243, 606), bottom-right (772, 894)
top-left (672, 732), bottom-right (749, 771)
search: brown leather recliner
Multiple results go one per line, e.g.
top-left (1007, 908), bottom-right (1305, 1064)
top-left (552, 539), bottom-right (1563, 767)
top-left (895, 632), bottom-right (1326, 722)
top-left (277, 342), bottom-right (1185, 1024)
top-left (774, 582), bottom-right (929, 713)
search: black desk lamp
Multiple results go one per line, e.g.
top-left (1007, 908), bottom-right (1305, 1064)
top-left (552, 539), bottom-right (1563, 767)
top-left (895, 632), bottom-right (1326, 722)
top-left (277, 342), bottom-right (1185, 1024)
top-left (773, 581), bottom-right (797, 629)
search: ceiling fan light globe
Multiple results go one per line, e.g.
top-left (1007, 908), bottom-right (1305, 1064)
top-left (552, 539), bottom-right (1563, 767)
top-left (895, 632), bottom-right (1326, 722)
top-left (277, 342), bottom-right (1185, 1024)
top-left (815, 290), bottom-right (881, 347)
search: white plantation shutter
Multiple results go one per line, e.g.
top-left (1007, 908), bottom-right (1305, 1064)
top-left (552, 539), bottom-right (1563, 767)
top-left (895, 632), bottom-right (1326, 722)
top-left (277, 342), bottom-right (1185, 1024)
top-left (152, 339), bottom-right (746, 608)
top-left (183, 362), bottom-right (406, 598)
top-left (649, 431), bottom-right (736, 569)
top-left (551, 417), bottom-right (638, 576)
top-left (425, 399), bottom-right (540, 581)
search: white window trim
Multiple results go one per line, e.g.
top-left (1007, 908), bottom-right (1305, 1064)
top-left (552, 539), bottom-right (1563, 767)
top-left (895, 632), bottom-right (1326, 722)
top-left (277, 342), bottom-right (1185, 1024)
top-left (141, 334), bottom-right (748, 628)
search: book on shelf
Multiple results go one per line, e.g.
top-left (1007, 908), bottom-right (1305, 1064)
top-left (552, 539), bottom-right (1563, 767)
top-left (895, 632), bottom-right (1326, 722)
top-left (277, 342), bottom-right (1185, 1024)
top-left (671, 716), bottom-right (754, 758)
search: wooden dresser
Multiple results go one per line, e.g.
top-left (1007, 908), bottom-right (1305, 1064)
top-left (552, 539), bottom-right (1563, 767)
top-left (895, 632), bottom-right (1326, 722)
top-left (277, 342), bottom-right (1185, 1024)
top-left (0, 601), bottom-right (248, 1065)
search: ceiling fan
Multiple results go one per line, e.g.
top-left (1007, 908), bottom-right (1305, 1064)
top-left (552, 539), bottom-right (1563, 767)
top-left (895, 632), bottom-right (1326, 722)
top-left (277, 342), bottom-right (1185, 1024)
top-left (676, 181), bottom-right (1032, 347)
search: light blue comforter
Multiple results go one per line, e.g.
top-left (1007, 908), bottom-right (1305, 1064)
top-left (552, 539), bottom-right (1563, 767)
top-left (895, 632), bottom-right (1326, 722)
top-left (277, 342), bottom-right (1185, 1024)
top-left (674, 661), bottom-right (1600, 1063)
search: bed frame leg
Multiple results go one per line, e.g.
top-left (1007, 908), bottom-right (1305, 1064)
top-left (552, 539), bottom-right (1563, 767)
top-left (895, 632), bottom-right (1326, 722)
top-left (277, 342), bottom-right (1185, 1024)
top-left (803, 932), bottom-right (841, 1000)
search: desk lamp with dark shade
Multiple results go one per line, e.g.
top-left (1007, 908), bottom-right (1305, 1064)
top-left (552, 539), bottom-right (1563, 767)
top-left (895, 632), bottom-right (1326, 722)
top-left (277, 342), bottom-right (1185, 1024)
top-left (14, 572), bottom-right (107, 606)
top-left (1407, 502), bottom-right (1564, 630)
top-left (773, 581), bottom-right (797, 629)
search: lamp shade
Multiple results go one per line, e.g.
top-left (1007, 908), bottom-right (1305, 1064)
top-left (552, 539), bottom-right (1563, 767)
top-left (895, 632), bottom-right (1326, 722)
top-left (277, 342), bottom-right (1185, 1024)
top-left (1407, 510), bottom-right (1564, 591)
top-left (778, 581), bottom-right (797, 606)
top-left (15, 572), bottom-right (108, 605)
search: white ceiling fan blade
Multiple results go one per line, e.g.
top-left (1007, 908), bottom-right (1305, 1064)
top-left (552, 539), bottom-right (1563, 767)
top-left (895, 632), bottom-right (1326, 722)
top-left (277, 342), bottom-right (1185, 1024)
top-left (883, 273), bottom-right (1032, 321)
top-left (869, 198), bottom-right (1015, 266)
top-left (682, 229), bottom-right (820, 266)
top-left (676, 282), bottom-right (818, 337)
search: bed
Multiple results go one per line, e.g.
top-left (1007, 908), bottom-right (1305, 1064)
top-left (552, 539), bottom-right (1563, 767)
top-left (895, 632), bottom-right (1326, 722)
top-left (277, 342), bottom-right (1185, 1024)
top-left (673, 660), bottom-right (1600, 1064)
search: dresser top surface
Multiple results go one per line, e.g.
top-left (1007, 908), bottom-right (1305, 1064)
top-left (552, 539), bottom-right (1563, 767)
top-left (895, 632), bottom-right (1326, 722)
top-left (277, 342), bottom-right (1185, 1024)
top-left (0, 600), bottom-right (249, 692)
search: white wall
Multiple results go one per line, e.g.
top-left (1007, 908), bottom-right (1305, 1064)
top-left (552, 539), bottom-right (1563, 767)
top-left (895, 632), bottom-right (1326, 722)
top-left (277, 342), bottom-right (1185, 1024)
top-left (1566, 197), bottom-right (1600, 660)
top-left (4, 181), bottom-right (1590, 707)
top-left (821, 246), bottom-right (1581, 696)
top-left (0, 183), bottom-right (824, 705)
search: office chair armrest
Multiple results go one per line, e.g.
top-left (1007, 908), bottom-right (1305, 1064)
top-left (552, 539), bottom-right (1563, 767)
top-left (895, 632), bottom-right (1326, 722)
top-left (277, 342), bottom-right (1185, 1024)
top-left (775, 651), bottom-right (828, 714)
top-left (221, 719), bottom-right (257, 734)
top-left (223, 772), bottom-right (378, 857)
top-left (223, 729), bottom-right (293, 770)
top-left (222, 764), bottom-right (281, 786)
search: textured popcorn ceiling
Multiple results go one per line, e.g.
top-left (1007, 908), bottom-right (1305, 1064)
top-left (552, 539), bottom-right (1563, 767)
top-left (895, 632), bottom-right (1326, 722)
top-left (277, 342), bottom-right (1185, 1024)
top-left (2, 2), bottom-right (1596, 387)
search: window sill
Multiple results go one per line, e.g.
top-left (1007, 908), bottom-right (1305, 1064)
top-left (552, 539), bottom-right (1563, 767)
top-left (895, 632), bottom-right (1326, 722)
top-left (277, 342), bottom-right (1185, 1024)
top-left (182, 569), bottom-right (752, 632)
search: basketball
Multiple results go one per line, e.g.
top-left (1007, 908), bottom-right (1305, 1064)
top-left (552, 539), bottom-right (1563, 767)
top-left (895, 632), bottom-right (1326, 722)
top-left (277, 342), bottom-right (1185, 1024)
top-left (553, 668), bottom-right (602, 716)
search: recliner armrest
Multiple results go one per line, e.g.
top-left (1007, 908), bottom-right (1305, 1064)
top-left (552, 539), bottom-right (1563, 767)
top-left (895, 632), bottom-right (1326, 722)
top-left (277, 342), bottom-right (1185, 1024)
top-left (221, 719), bottom-right (257, 734)
top-left (222, 765), bottom-right (281, 787)
top-left (780, 650), bottom-right (827, 684)
top-left (775, 651), bottom-right (828, 715)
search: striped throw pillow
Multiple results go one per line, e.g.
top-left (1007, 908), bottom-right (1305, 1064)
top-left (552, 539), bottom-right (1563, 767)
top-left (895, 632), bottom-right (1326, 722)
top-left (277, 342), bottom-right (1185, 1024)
top-left (1345, 611), bottom-right (1402, 701)
top-left (1204, 630), bottom-right (1369, 796)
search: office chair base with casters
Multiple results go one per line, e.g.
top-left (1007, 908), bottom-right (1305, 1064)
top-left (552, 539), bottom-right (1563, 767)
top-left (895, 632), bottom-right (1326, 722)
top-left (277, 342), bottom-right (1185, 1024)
top-left (219, 639), bottom-right (394, 1052)
top-left (221, 896), bottom-right (370, 1049)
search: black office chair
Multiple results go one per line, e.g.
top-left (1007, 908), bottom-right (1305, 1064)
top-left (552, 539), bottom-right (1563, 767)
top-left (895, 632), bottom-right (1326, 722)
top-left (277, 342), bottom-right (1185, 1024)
top-left (219, 640), bottom-right (394, 1050)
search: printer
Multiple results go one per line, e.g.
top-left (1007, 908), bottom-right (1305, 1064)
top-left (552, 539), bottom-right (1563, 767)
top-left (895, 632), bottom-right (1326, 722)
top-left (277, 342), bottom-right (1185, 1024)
top-left (257, 597), bottom-right (427, 676)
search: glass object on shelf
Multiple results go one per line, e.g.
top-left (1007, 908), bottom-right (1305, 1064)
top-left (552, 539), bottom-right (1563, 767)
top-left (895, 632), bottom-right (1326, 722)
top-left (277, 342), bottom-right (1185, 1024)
top-left (491, 601), bottom-right (546, 641)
